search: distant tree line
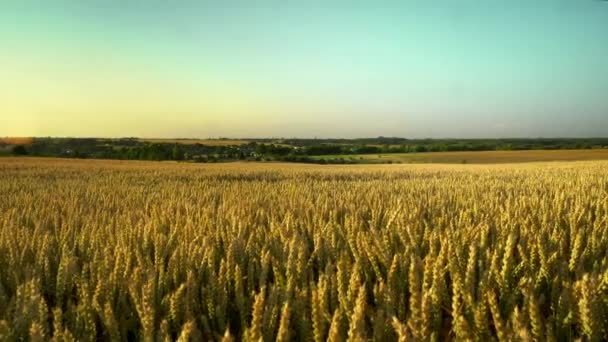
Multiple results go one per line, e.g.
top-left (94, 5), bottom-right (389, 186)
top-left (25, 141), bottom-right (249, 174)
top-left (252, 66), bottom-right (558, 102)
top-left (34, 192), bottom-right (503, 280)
top-left (3, 137), bottom-right (607, 162)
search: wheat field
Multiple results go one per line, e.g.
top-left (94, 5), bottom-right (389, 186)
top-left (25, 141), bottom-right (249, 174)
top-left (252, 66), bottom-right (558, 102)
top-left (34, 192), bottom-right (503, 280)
top-left (0, 158), bottom-right (607, 341)
top-left (312, 149), bottom-right (608, 164)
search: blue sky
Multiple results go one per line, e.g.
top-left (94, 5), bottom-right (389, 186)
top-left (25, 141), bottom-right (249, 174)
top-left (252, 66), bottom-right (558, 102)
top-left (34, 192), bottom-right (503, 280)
top-left (1, 1), bottom-right (607, 138)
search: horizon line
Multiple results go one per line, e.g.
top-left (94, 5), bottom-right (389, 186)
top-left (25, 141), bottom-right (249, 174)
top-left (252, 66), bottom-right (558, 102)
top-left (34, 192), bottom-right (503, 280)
top-left (3, 136), bottom-right (608, 141)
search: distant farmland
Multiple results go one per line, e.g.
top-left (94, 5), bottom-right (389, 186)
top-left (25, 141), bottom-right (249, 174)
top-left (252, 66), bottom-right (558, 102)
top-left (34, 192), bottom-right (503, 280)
top-left (311, 149), bottom-right (608, 164)
top-left (138, 138), bottom-right (250, 146)
top-left (0, 137), bottom-right (33, 146)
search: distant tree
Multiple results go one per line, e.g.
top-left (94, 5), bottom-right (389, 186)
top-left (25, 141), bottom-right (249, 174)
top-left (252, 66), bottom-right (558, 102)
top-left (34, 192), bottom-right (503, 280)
top-left (146, 144), bottom-right (169, 161)
top-left (12, 145), bottom-right (28, 155)
top-left (172, 144), bottom-right (184, 161)
top-left (255, 144), bottom-right (269, 155)
top-left (414, 145), bottom-right (428, 153)
top-left (354, 145), bottom-right (380, 154)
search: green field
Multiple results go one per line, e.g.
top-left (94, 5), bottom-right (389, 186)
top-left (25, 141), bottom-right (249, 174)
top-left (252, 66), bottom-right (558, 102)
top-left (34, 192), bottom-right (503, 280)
top-left (310, 149), bottom-right (608, 164)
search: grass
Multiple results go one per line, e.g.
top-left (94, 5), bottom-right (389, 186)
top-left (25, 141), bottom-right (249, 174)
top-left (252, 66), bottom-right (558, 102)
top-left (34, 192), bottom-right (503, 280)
top-left (310, 149), bottom-right (608, 164)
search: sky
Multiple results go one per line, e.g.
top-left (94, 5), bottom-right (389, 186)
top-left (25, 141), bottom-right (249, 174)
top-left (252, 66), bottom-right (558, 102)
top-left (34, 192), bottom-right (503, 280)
top-left (1, 1), bottom-right (607, 138)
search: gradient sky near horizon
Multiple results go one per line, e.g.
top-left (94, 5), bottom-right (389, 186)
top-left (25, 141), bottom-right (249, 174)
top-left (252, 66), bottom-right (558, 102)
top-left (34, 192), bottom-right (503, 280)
top-left (1, 1), bottom-right (607, 138)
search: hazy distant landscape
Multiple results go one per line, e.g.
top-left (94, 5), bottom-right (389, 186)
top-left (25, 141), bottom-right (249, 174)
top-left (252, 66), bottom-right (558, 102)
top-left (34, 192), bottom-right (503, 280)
top-left (2, 136), bottom-right (608, 164)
